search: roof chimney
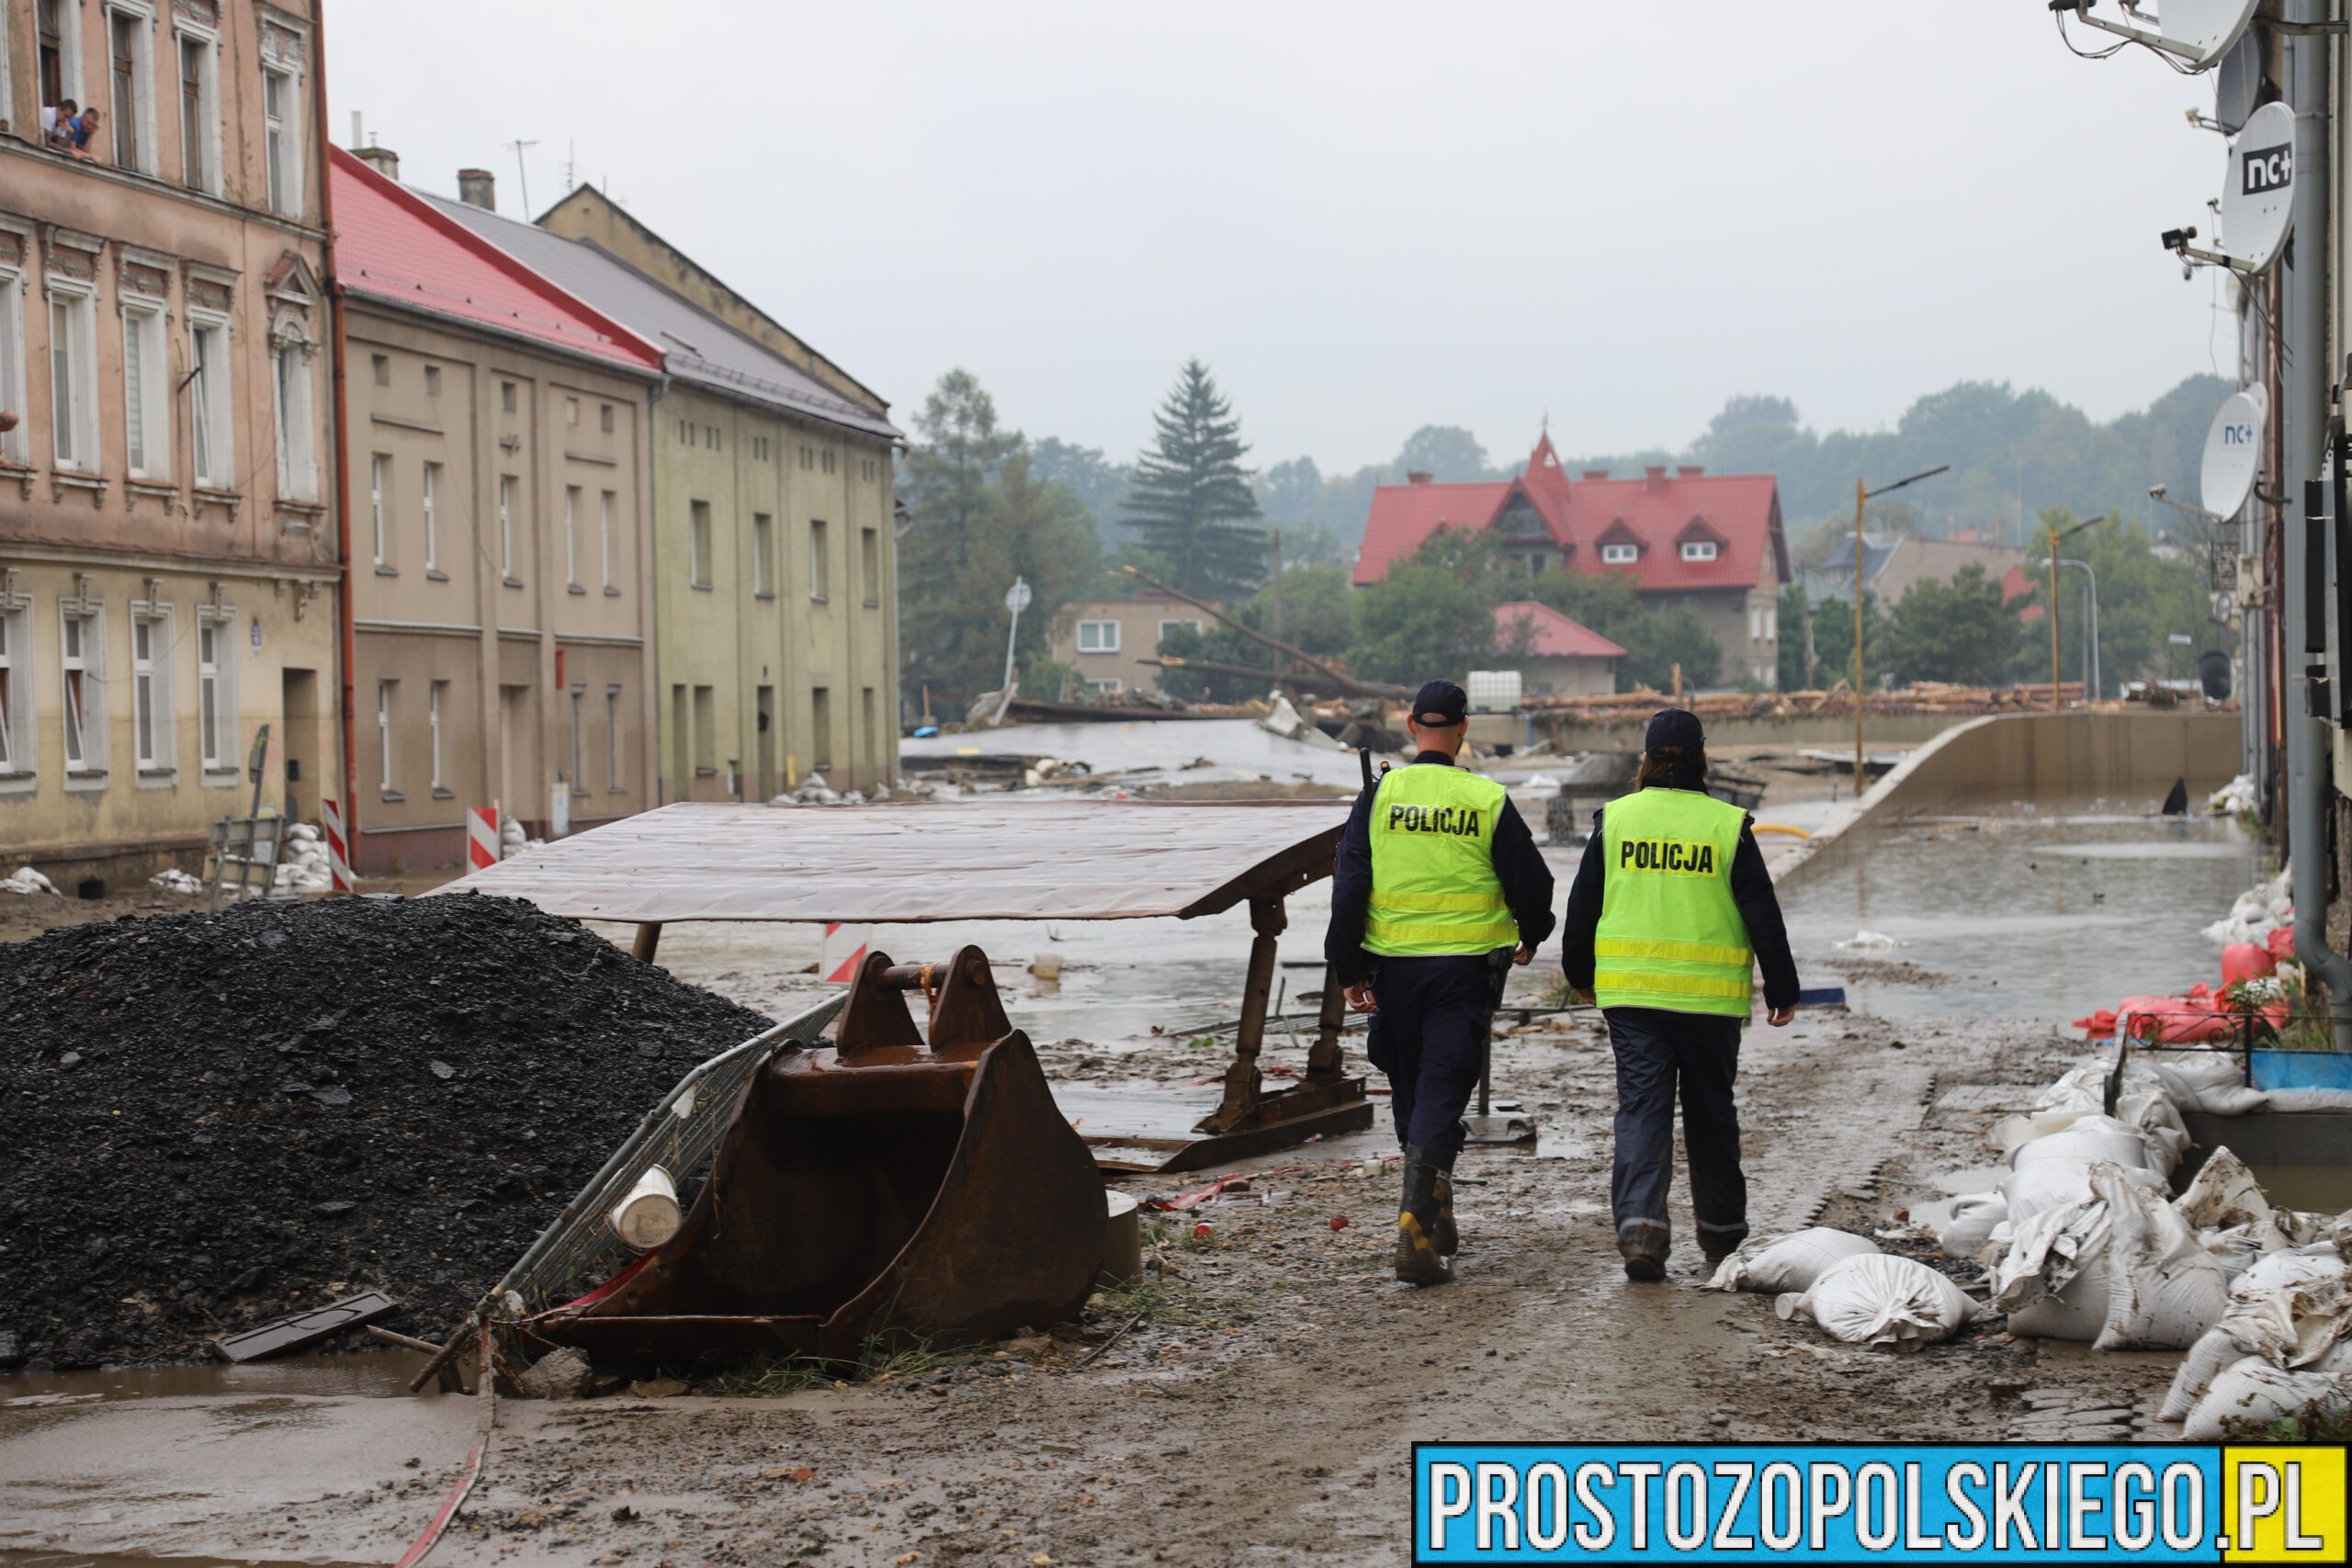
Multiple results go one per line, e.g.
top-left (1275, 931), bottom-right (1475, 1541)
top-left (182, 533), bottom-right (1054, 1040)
top-left (353, 144), bottom-right (401, 182)
top-left (1406, 470), bottom-right (1433, 486)
top-left (1580, 468), bottom-right (1610, 481)
top-left (1676, 464), bottom-right (1703, 478)
top-left (457, 168), bottom-right (496, 210)
top-left (1643, 464), bottom-right (1668, 488)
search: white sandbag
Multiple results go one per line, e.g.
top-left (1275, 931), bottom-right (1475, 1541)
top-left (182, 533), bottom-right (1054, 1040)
top-left (2230, 1245), bottom-right (2347, 1303)
top-left (1989, 1199), bottom-right (2113, 1342)
top-left (2095, 1163), bottom-right (2229, 1351)
top-left (2161, 1326), bottom-right (2250, 1421)
top-left (1775, 1254), bottom-right (1979, 1349)
top-left (2007, 1116), bottom-right (2157, 1176)
top-left (2002, 1158), bottom-right (2164, 1225)
top-left (2176, 1147), bottom-right (2272, 1233)
top-left (2181, 1357), bottom-right (2346, 1441)
top-left (1910, 1192), bottom-right (2008, 1259)
top-left (1706, 1227), bottom-right (1879, 1293)
top-left (2148, 1056), bottom-right (2267, 1116)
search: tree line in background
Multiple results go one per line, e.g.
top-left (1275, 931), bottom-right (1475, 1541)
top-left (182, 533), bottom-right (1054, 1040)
top-left (896, 362), bottom-right (2227, 707)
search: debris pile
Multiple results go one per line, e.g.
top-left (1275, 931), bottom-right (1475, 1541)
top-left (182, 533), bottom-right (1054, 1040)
top-left (272, 822), bottom-right (336, 893)
top-left (2, 866), bottom-right (58, 896)
top-left (148, 869), bottom-right (204, 895)
top-left (2210, 772), bottom-right (2261, 817)
top-left (0, 893), bottom-right (770, 1368)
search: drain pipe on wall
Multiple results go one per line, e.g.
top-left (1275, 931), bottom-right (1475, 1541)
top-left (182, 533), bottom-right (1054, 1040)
top-left (2280, 1), bottom-right (2352, 1049)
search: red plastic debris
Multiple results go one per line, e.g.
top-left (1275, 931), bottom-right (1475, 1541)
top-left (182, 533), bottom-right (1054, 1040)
top-left (1329, 1215), bottom-right (1349, 1231)
top-left (2267, 923), bottom-right (2298, 962)
top-left (1192, 1222), bottom-right (1213, 1239)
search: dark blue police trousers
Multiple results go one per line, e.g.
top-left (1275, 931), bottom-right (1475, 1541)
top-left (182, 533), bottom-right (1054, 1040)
top-left (1363, 955), bottom-right (1489, 1158)
top-left (1604, 1006), bottom-right (1747, 1253)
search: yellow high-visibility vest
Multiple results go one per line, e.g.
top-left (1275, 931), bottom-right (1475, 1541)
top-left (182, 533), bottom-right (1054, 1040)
top-left (1363, 764), bottom-right (1517, 956)
top-left (1593, 786), bottom-right (1754, 1017)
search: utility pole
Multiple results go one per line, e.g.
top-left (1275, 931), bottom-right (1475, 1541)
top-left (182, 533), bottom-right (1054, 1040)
top-left (1851, 465), bottom-right (1950, 794)
top-left (2048, 527), bottom-right (2062, 712)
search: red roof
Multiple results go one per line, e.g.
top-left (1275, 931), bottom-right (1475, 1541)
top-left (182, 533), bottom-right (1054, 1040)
top-left (330, 149), bottom-right (662, 373)
top-left (1354, 434), bottom-right (1788, 594)
top-left (1491, 600), bottom-right (1626, 660)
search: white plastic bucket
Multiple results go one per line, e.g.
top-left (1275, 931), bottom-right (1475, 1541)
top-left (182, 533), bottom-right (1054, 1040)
top-left (609, 1165), bottom-right (683, 1251)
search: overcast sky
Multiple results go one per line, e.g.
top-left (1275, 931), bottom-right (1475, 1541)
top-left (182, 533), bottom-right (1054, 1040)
top-left (332, 3), bottom-right (2231, 472)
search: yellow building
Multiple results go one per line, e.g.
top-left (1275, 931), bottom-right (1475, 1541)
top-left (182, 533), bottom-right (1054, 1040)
top-left (435, 177), bottom-right (903, 801)
top-left (0, 0), bottom-right (342, 887)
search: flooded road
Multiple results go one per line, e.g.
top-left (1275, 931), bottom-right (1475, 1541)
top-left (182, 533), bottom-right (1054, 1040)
top-left (1783, 806), bottom-right (2262, 1023)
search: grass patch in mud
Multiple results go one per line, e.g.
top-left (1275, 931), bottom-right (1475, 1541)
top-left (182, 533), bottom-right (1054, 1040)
top-left (1089, 1275), bottom-right (1218, 1329)
top-left (2240, 1394), bottom-right (2352, 1442)
top-left (698, 1335), bottom-right (974, 1396)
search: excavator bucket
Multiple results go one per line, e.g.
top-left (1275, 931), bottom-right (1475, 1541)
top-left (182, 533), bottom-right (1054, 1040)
top-left (535, 946), bottom-right (1106, 1365)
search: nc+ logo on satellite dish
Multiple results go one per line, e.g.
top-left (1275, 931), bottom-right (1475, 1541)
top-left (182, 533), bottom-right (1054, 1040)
top-left (2241, 141), bottom-right (2292, 197)
top-left (2222, 422), bottom-right (2256, 447)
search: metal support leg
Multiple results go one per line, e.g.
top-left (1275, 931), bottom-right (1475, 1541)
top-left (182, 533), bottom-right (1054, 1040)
top-left (1306, 962), bottom-right (1347, 1082)
top-left (632, 921), bottom-right (662, 964)
top-left (1212, 897), bottom-right (1284, 1124)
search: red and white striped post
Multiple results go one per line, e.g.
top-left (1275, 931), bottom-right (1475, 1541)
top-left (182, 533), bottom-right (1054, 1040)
top-left (321, 799), bottom-right (353, 893)
top-left (466, 807), bottom-right (500, 872)
top-left (822, 922), bottom-right (871, 984)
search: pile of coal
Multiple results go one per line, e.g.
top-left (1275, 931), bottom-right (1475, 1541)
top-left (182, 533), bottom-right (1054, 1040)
top-left (0, 893), bottom-right (770, 1369)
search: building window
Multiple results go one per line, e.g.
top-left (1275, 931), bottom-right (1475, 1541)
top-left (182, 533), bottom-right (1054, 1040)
top-left (599, 491), bottom-right (615, 592)
top-left (821, 447), bottom-right (835, 476)
top-left (61, 607), bottom-right (102, 774)
top-left (369, 453), bottom-right (390, 565)
top-left (689, 500), bottom-right (712, 589)
top-left (121, 298), bottom-right (167, 479)
top-left (605, 685), bottom-right (623, 791)
top-left (752, 435), bottom-right (767, 461)
top-left (188, 314), bottom-right (232, 487)
top-left (565, 396), bottom-right (579, 427)
top-left (799, 445), bottom-right (814, 471)
top-left (1085, 677), bottom-right (1122, 694)
top-left (197, 615), bottom-right (231, 771)
top-left (692, 685), bottom-right (716, 774)
top-left (564, 485), bottom-right (582, 587)
top-left (428, 679), bottom-right (446, 791)
top-left (176, 29), bottom-right (217, 192)
top-left (132, 608), bottom-right (171, 771)
top-left (599, 403), bottom-right (613, 434)
top-left (369, 352), bottom-right (389, 388)
top-left (0, 266), bottom-right (26, 465)
top-left (423, 363), bottom-right (440, 397)
top-left (1680, 540), bottom-right (1718, 563)
top-left (422, 461), bottom-right (440, 570)
top-left (1158, 618), bottom-right (1202, 643)
top-left (1764, 604), bottom-right (1778, 641)
top-left (808, 518), bottom-right (829, 600)
top-left (568, 684), bottom-right (584, 787)
top-left (275, 339), bottom-right (318, 500)
top-left (498, 475), bottom-right (516, 579)
top-left (376, 680), bottom-right (395, 792)
top-left (1600, 542), bottom-right (1638, 566)
top-left (861, 527), bottom-right (880, 607)
top-left (1748, 604), bottom-right (1762, 641)
top-left (810, 685), bottom-right (832, 771)
top-left (107, 6), bottom-right (153, 175)
top-left (501, 380), bottom-right (515, 414)
top-left (752, 513), bottom-right (773, 595)
top-left (1077, 620), bottom-right (1120, 654)
top-left (48, 288), bottom-right (97, 470)
top-left (37, 0), bottom-right (77, 114)
top-left (262, 62), bottom-right (297, 215)
top-left (0, 604), bottom-right (26, 776)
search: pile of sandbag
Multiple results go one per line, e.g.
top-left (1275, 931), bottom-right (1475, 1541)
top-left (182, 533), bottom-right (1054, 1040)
top-left (496, 817), bottom-right (548, 857)
top-left (272, 821), bottom-right (337, 892)
top-left (2204, 867), bottom-right (2292, 947)
top-left (147, 868), bottom-right (203, 894)
top-left (2158, 1239), bottom-right (2352, 1438)
top-left (1708, 1227), bottom-right (1981, 1350)
top-left (1, 865), bottom-right (58, 895)
top-left (2209, 773), bottom-right (2260, 817)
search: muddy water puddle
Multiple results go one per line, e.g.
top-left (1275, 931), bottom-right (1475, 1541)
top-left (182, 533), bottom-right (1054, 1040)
top-left (0, 1349), bottom-right (431, 1405)
top-left (1784, 807), bottom-right (2261, 1022)
top-left (1, 1555), bottom-right (371, 1568)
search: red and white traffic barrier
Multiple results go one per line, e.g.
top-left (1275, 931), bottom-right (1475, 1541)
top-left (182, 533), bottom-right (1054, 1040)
top-left (467, 807), bottom-right (500, 872)
top-left (321, 799), bottom-right (353, 893)
top-left (822, 921), bottom-right (871, 984)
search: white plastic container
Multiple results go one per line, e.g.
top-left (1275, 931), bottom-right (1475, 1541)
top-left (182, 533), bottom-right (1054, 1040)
top-left (1465, 670), bottom-right (1523, 714)
top-left (609, 1165), bottom-right (683, 1251)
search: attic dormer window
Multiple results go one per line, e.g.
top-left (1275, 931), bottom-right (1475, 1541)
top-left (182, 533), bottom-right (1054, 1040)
top-left (1601, 542), bottom-right (1639, 565)
top-left (1680, 540), bottom-right (1718, 563)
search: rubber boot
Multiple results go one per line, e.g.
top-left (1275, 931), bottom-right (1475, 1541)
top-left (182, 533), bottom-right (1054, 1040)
top-left (1618, 1234), bottom-right (1668, 1282)
top-left (1394, 1146), bottom-right (1452, 1285)
top-left (1431, 1148), bottom-right (1459, 1258)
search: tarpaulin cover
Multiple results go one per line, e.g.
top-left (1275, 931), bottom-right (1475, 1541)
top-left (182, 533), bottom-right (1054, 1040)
top-left (430, 800), bottom-right (1348, 923)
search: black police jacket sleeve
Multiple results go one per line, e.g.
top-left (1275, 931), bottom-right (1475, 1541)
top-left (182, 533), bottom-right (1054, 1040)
top-left (1558, 804), bottom-right (1802, 1012)
top-left (1323, 774), bottom-right (1555, 987)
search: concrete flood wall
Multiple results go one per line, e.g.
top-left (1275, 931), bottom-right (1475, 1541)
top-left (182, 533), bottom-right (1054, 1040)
top-left (1773, 710), bottom-right (2244, 893)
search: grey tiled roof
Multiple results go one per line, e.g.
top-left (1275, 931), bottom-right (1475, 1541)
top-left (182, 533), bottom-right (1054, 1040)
top-left (421, 189), bottom-right (900, 443)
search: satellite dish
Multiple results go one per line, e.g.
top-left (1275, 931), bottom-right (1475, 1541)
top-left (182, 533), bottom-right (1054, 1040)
top-left (2157, 0), bottom-right (2259, 68)
top-left (2199, 389), bottom-right (2265, 520)
top-left (2212, 29), bottom-right (2259, 132)
top-left (2217, 99), bottom-right (2295, 269)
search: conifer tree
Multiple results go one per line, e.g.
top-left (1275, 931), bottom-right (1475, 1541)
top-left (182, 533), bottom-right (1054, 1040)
top-left (1124, 359), bottom-right (1265, 599)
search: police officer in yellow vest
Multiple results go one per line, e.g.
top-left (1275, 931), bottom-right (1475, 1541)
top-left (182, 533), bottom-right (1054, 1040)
top-left (1326, 681), bottom-right (1556, 1285)
top-left (1560, 708), bottom-right (1800, 1280)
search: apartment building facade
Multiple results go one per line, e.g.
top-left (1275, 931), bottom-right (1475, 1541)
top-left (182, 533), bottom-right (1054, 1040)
top-left (332, 147), bottom-right (662, 873)
top-left (0, 0), bottom-right (341, 886)
top-left (433, 177), bottom-right (904, 800)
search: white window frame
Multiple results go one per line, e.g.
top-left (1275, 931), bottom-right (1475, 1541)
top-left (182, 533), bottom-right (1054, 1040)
top-left (36, 0), bottom-right (85, 122)
top-left (61, 603), bottom-right (106, 778)
top-left (1765, 604), bottom-right (1778, 641)
top-left (130, 602), bottom-right (173, 773)
top-left (1076, 619), bottom-right (1120, 654)
top-left (187, 309), bottom-right (232, 489)
top-left (261, 61), bottom-right (300, 217)
top-left (197, 609), bottom-right (236, 774)
top-left (567, 683), bottom-right (584, 788)
top-left (752, 513), bottom-right (773, 594)
top-left (1680, 539), bottom-right (1719, 563)
top-left (47, 281), bottom-right (99, 473)
top-left (1748, 604), bottom-right (1762, 641)
top-left (808, 518), bottom-right (830, 600)
top-left (605, 685), bottom-right (622, 791)
top-left (1084, 677), bottom-right (1123, 694)
top-left (104, 2), bottom-right (158, 177)
top-left (599, 490), bottom-right (615, 591)
top-left (376, 678), bottom-right (395, 793)
top-left (688, 500), bottom-right (712, 589)
top-left (174, 23), bottom-right (221, 196)
top-left (1600, 542), bottom-right (1638, 566)
top-left (273, 332), bottom-right (319, 501)
top-left (422, 460), bottom-right (440, 571)
top-left (564, 485), bottom-right (581, 587)
top-left (428, 679), bottom-right (446, 791)
top-left (498, 475), bottom-right (516, 580)
top-left (369, 452), bottom-right (389, 565)
top-left (0, 599), bottom-right (30, 782)
top-left (1157, 617), bottom-right (1201, 643)
top-left (0, 261), bottom-right (27, 465)
top-left (119, 293), bottom-right (168, 479)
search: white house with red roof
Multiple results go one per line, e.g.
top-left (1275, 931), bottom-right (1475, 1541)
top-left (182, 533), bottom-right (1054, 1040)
top-left (1354, 433), bottom-right (1790, 686)
top-left (1491, 601), bottom-right (1626, 697)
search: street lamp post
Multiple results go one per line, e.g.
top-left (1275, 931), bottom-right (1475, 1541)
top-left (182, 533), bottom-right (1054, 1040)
top-left (2045, 514), bottom-right (2106, 710)
top-left (2056, 558), bottom-right (2100, 701)
top-left (1851, 465), bottom-right (1950, 795)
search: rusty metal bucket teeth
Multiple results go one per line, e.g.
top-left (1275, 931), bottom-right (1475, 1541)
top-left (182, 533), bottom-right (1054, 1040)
top-left (537, 946), bottom-right (1105, 1365)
